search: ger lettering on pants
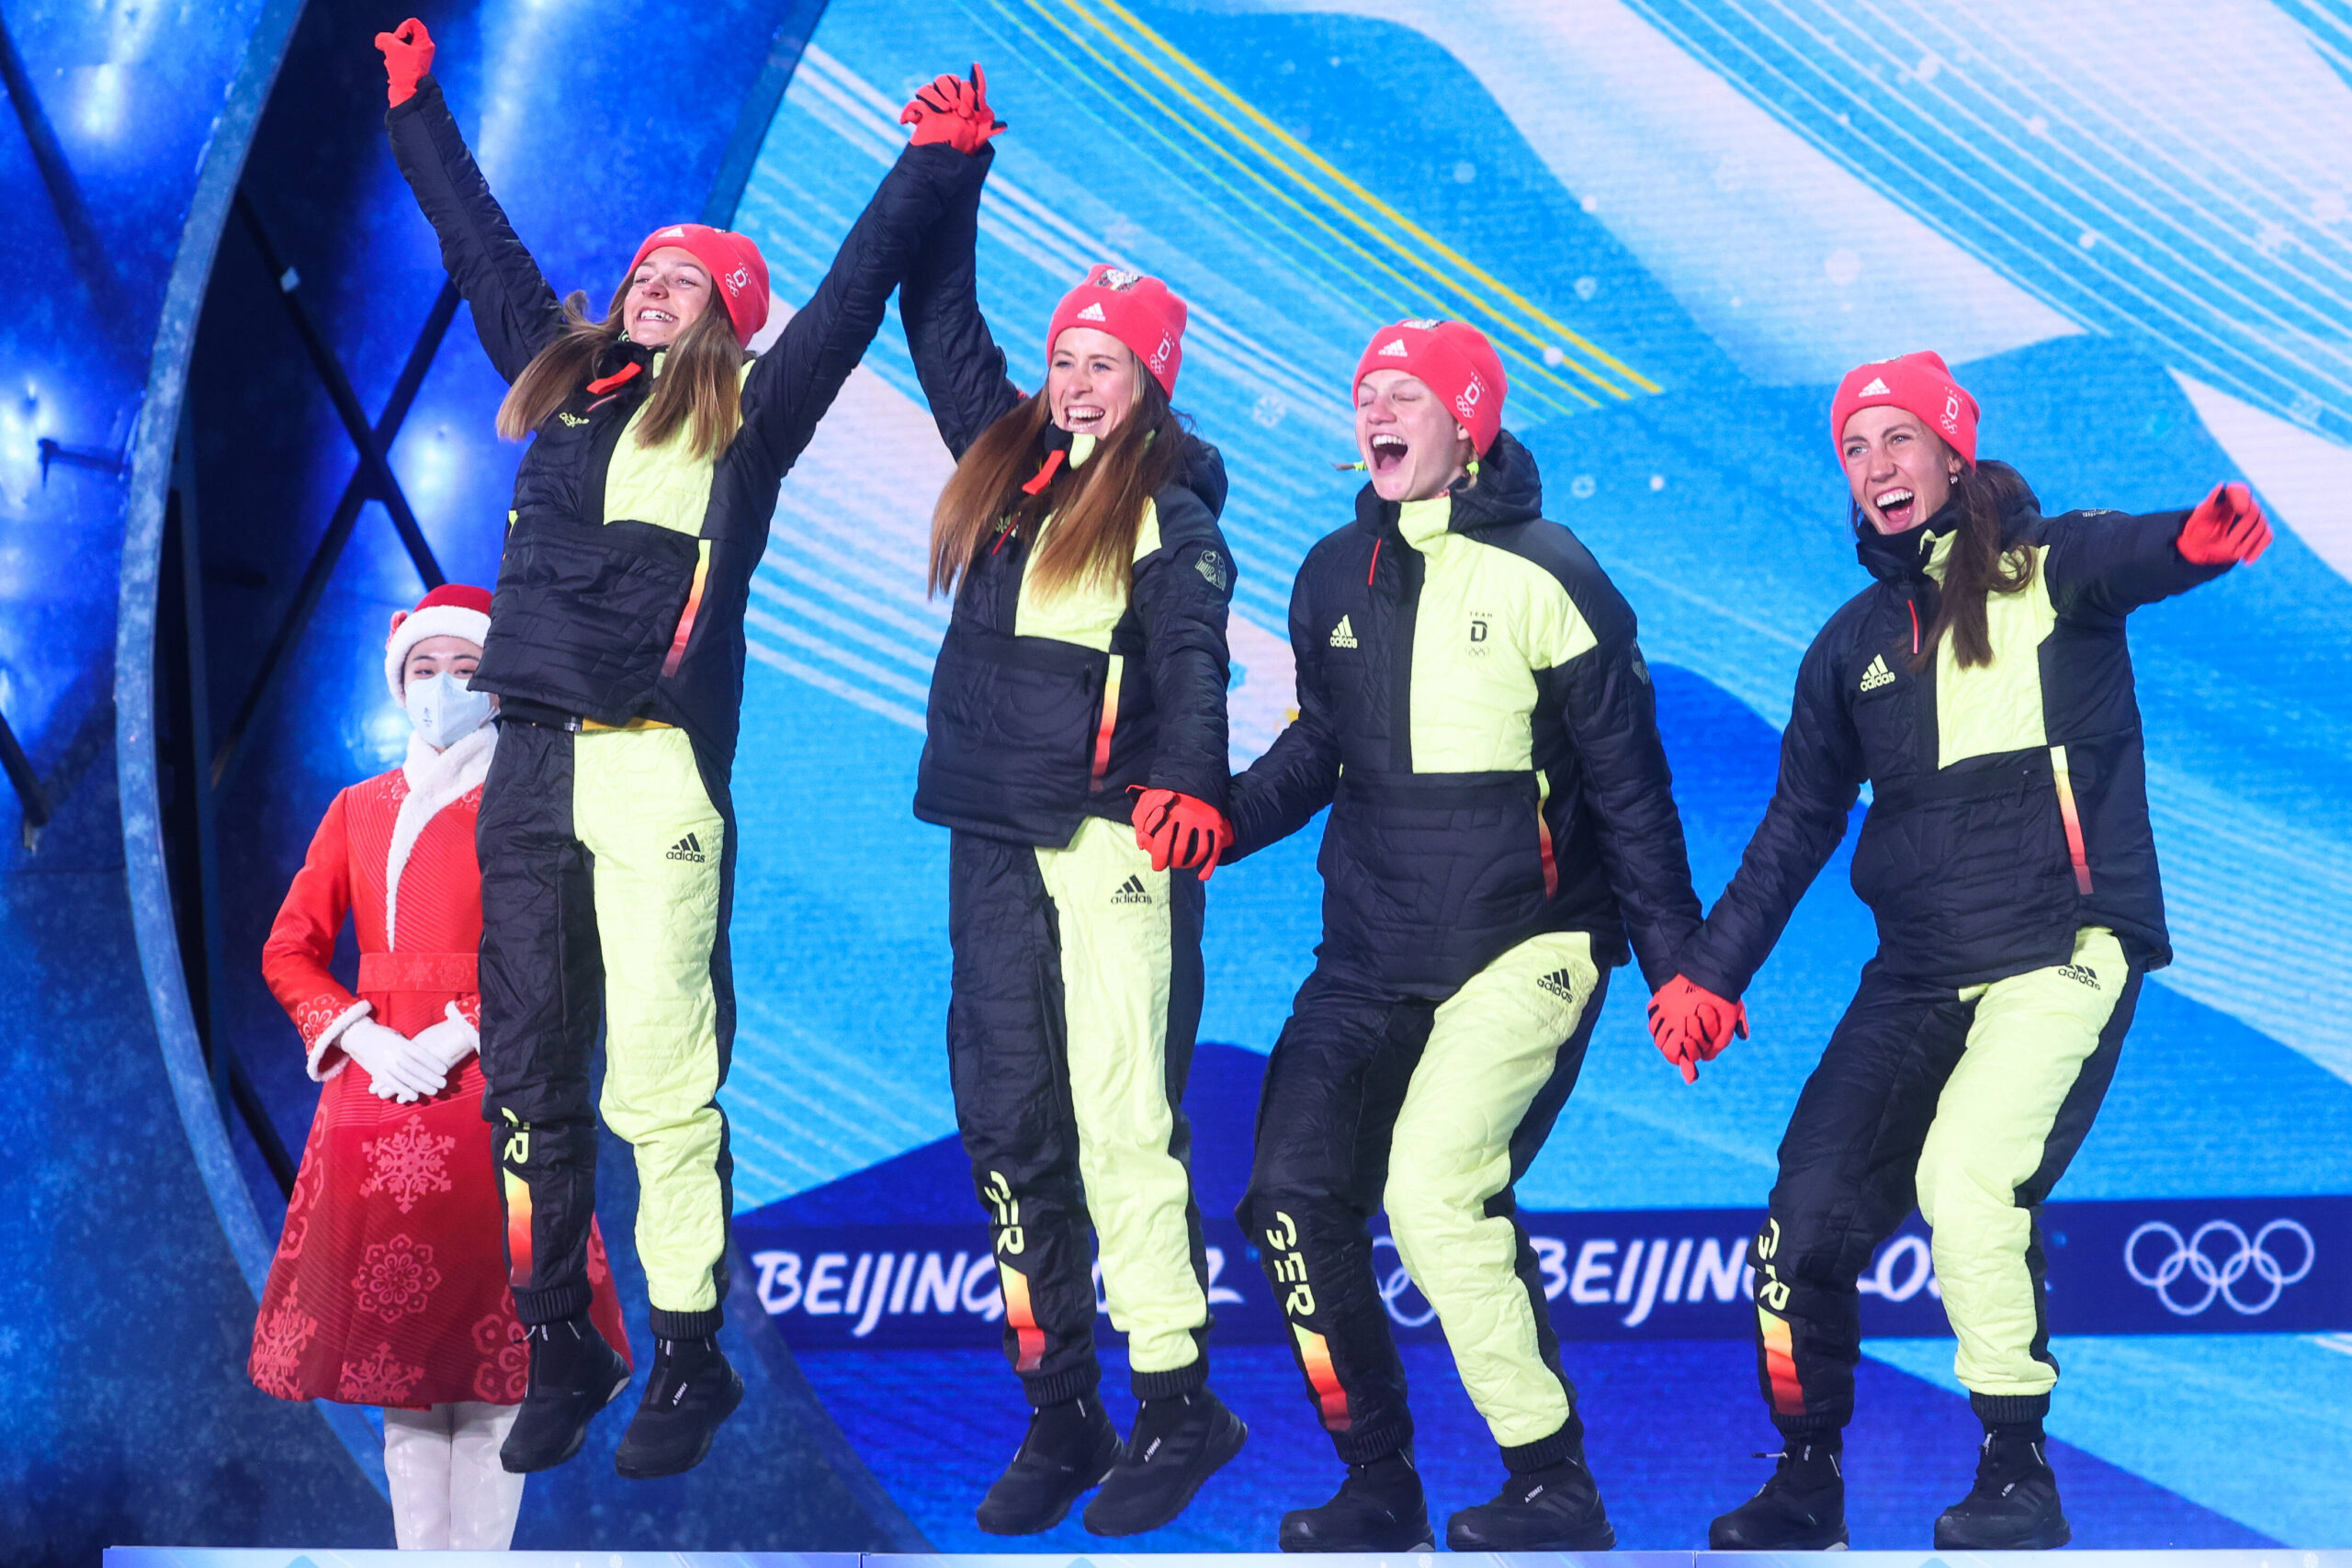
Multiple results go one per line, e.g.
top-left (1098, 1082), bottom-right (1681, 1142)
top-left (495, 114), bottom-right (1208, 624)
top-left (948, 817), bottom-right (1214, 1404)
top-left (1241, 931), bottom-right (1611, 1469)
top-left (1751, 926), bottom-right (2139, 1433)
top-left (479, 721), bottom-right (736, 1339)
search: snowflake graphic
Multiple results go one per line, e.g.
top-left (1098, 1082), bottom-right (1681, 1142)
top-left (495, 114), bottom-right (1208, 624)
top-left (353, 1234), bottom-right (443, 1324)
top-left (277, 1141), bottom-right (329, 1260)
top-left (359, 1114), bottom-right (457, 1214)
top-left (471, 1312), bottom-right (528, 1403)
top-left (337, 1341), bottom-right (425, 1405)
top-left (250, 1292), bottom-right (320, 1400)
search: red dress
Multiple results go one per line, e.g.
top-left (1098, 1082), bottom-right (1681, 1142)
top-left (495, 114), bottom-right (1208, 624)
top-left (249, 728), bottom-right (629, 1405)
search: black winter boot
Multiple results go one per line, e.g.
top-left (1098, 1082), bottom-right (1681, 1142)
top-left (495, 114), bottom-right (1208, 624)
top-left (1081, 1387), bottom-right (1247, 1537)
top-left (1708, 1438), bottom-right (1849, 1550)
top-left (1278, 1449), bottom-right (1432, 1551)
top-left (1935, 1427), bottom-right (2070, 1549)
top-left (499, 1314), bottom-right (631, 1473)
top-left (613, 1335), bottom-right (743, 1479)
top-left (977, 1395), bottom-right (1121, 1535)
top-left (1446, 1451), bottom-right (1616, 1551)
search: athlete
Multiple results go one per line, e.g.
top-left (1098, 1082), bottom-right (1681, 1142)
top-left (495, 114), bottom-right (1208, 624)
top-left (1650, 351), bottom-right (2272, 1551)
top-left (1227, 320), bottom-right (1702, 1552)
top-left (894, 71), bottom-right (1247, 1540)
top-left (377, 20), bottom-right (978, 1478)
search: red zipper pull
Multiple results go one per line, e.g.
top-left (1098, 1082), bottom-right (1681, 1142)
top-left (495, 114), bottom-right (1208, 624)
top-left (1020, 448), bottom-right (1065, 495)
top-left (1368, 537), bottom-right (1383, 586)
top-left (585, 362), bottom-right (642, 395)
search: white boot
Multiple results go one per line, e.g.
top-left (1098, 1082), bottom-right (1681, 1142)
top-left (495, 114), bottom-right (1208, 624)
top-left (383, 1404), bottom-right (454, 1550)
top-left (447, 1400), bottom-right (526, 1550)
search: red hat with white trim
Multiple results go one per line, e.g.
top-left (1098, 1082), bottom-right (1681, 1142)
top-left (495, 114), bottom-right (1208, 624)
top-left (384, 584), bottom-right (492, 702)
top-left (627, 223), bottom-right (772, 347)
top-left (1046, 264), bottom-right (1188, 398)
top-left (1354, 319), bottom-right (1508, 456)
top-left (1831, 350), bottom-right (1978, 465)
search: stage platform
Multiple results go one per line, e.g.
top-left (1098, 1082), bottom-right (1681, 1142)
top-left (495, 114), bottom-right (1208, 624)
top-left (98, 1551), bottom-right (2352, 1566)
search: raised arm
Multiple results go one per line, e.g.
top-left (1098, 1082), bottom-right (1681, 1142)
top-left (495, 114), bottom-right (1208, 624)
top-left (899, 149), bottom-right (1023, 458)
top-left (1675, 627), bottom-right (1866, 1002)
top-left (2047, 483), bottom-right (2265, 621)
top-left (1226, 562), bottom-right (1344, 861)
top-left (1544, 579), bottom-right (1702, 991)
top-left (729, 140), bottom-right (996, 485)
top-left (384, 74), bottom-right (566, 384)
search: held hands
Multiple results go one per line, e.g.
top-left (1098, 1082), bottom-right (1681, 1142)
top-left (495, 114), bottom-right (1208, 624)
top-left (1133, 787), bottom-right (1234, 882)
top-left (338, 1017), bottom-right (448, 1103)
top-left (2178, 481), bottom-right (2272, 567)
top-left (373, 17), bottom-right (435, 108)
top-left (899, 62), bottom-right (1005, 155)
top-left (410, 1001), bottom-right (481, 1075)
top-left (1647, 974), bottom-right (1748, 1085)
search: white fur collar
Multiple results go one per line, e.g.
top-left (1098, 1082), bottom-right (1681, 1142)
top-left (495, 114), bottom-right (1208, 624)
top-left (386, 723), bottom-right (495, 950)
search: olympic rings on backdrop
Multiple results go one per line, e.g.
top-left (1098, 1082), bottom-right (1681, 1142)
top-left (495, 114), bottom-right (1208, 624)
top-left (1372, 1236), bottom-right (1438, 1327)
top-left (2123, 1219), bottom-right (2314, 1316)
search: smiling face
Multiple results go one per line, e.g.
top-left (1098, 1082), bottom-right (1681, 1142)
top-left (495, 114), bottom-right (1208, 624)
top-left (1047, 327), bottom-right (1144, 438)
top-left (1841, 405), bottom-right (1965, 534)
top-left (623, 246), bottom-right (713, 348)
top-left (1356, 368), bottom-right (1474, 502)
top-left (401, 634), bottom-right (481, 698)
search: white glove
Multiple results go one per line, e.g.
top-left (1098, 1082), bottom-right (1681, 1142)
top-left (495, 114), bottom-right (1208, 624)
top-left (338, 1017), bottom-right (447, 1103)
top-left (411, 1002), bottom-right (480, 1074)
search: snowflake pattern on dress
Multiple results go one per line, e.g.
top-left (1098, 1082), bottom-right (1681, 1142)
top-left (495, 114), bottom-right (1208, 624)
top-left (359, 1114), bottom-right (456, 1214)
top-left (250, 1291), bottom-right (320, 1400)
top-left (276, 1128), bottom-right (330, 1260)
top-left (337, 1341), bottom-right (425, 1405)
top-left (470, 1312), bottom-right (529, 1403)
top-left (293, 993), bottom-right (353, 1048)
top-left (352, 1234), bottom-right (442, 1324)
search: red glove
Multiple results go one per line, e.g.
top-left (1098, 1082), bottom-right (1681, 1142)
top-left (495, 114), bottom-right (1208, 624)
top-left (1133, 788), bottom-right (1233, 881)
top-left (899, 62), bottom-right (1005, 156)
top-left (374, 17), bottom-right (435, 107)
top-left (2177, 481), bottom-right (2271, 567)
top-left (1647, 975), bottom-right (1748, 1085)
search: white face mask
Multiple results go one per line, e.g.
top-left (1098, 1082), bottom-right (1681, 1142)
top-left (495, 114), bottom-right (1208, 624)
top-left (405, 671), bottom-right (494, 749)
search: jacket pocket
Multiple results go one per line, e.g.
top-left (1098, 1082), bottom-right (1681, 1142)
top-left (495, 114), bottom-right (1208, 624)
top-left (914, 620), bottom-right (1109, 843)
top-left (473, 513), bottom-right (699, 725)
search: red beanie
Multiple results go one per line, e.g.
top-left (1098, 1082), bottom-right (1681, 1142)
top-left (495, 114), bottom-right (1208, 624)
top-left (1830, 351), bottom-right (1978, 465)
top-left (1046, 265), bottom-right (1187, 398)
top-left (628, 223), bottom-right (772, 347)
top-left (384, 583), bottom-right (493, 701)
top-left (1354, 319), bottom-right (1508, 456)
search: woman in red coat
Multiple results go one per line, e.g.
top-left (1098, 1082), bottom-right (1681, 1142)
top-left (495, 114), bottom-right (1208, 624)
top-left (249, 584), bottom-right (629, 1550)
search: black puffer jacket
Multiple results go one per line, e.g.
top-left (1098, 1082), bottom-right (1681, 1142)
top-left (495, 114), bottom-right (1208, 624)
top-left (389, 77), bottom-right (971, 770)
top-left (1227, 433), bottom-right (1701, 997)
top-left (899, 149), bottom-right (1234, 848)
top-left (1677, 479), bottom-right (2228, 998)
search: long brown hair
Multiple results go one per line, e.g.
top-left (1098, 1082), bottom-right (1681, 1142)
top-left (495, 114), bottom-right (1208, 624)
top-left (496, 278), bottom-right (745, 460)
top-left (1915, 456), bottom-right (2037, 671)
top-left (929, 369), bottom-right (1185, 599)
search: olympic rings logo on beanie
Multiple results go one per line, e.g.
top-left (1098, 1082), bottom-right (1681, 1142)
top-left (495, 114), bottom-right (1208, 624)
top-left (1354, 319), bottom-right (1508, 456)
top-left (1046, 264), bottom-right (1189, 398)
top-left (628, 223), bottom-right (773, 347)
top-left (1830, 350), bottom-right (1978, 465)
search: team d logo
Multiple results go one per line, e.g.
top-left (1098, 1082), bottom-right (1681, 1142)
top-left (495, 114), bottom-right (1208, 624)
top-left (1150, 332), bottom-right (1174, 370)
top-left (1454, 374), bottom-right (1487, 425)
top-left (724, 265), bottom-right (751, 296)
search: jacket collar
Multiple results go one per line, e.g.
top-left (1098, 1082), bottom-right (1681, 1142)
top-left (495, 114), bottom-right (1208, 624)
top-left (1354, 427), bottom-right (1544, 542)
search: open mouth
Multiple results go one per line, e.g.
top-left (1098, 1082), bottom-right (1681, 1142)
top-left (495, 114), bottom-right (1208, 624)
top-left (1874, 487), bottom-right (1917, 528)
top-left (1368, 433), bottom-right (1408, 475)
top-left (1061, 402), bottom-right (1106, 431)
top-left (637, 307), bottom-right (676, 329)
